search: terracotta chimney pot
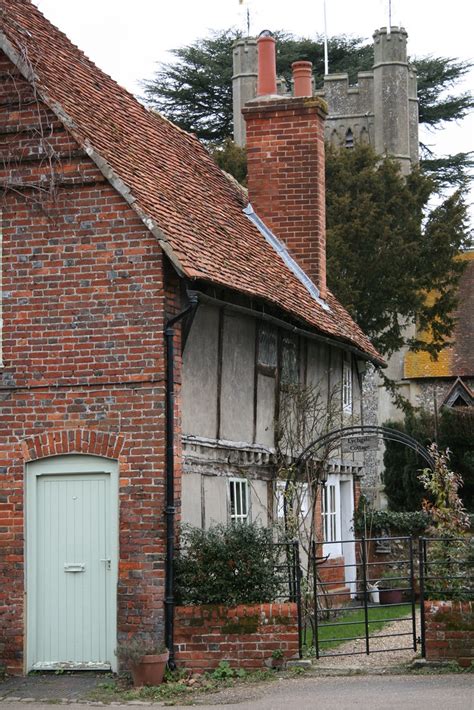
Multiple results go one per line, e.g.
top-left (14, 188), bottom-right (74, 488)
top-left (257, 31), bottom-right (277, 96)
top-left (292, 60), bottom-right (313, 97)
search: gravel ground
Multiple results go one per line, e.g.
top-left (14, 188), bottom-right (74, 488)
top-left (312, 610), bottom-right (420, 669)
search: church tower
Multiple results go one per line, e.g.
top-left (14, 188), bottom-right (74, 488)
top-left (232, 27), bottom-right (419, 173)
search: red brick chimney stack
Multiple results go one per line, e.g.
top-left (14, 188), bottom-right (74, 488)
top-left (243, 34), bottom-right (328, 299)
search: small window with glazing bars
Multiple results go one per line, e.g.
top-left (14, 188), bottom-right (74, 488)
top-left (229, 478), bottom-right (249, 523)
top-left (322, 483), bottom-right (337, 542)
top-left (342, 353), bottom-right (352, 413)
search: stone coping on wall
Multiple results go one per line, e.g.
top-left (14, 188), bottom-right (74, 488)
top-left (174, 602), bottom-right (299, 671)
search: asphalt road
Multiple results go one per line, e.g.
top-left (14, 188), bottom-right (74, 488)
top-left (2, 673), bottom-right (473, 710)
top-left (180, 674), bottom-right (473, 709)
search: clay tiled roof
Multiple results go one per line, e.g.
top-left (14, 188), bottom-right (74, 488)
top-left (0, 0), bottom-right (384, 365)
top-left (404, 252), bottom-right (474, 379)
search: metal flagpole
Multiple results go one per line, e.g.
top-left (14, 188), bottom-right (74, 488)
top-left (238, 0), bottom-right (251, 37)
top-left (323, 0), bottom-right (329, 75)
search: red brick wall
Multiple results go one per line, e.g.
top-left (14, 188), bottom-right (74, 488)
top-left (243, 97), bottom-right (327, 297)
top-left (174, 603), bottom-right (299, 671)
top-left (424, 600), bottom-right (474, 667)
top-left (0, 51), bottom-right (177, 672)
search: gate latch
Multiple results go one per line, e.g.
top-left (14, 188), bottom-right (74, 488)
top-left (100, 558), bottom-right (111, 570)
top-left (64, 563), bottom-right (85, 573)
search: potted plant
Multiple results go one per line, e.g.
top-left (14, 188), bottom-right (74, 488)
top-left (378, 567), bottom-right (405, 605)
top-left (116, 637), bottom-right (169, 687)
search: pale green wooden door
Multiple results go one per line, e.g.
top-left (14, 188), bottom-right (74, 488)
top-left (27, 456), bottom-right (118, 671)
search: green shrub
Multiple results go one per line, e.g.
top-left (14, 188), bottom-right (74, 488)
top-left (354, 502), bottom-right (431, 537)
top-left (382, 412), bottom-right (435, 511)
top-left (439, 408), bottom-right (474, 512)
top-left (175, 523), bottom-right (286, 606)
top-left (424, 537), bottom-right (474, 601)
top-left (382, 409), bottom-right (474, 512)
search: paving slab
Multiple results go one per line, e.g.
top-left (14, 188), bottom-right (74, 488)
top-left (0, 673), bottom-right (111, 702)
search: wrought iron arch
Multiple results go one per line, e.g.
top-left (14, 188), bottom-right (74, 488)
top-left (295, 425), bottom-right (435, 471)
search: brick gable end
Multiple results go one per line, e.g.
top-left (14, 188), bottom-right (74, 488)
top-left (0, 50), bottom-right (172, 673)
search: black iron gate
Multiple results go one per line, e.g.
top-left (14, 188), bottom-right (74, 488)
top-left (307, 535), bottom-right (418, 658)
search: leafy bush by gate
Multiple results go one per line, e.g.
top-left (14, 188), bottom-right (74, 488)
top-left (354, 504), bottom-right (431, 536)
top-left (175, 523), bottom-right (286, 605)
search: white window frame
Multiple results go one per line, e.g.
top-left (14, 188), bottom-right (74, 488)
top-left (322, 482), bottom-right (337, 543)
top-left (321, 474), bottom-right (343, 557)
top-left (342, 354), bottom-right (352, 413)
top-left (229, 477), bottom-right (249, 523)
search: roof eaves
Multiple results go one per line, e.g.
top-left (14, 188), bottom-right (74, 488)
top-left (191, 288), bottom-right (386, 367)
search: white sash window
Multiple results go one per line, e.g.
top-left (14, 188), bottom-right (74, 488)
top-left (229, 478), bottom-right (249, 523)
top-left (342, 353), bottom-right (352, 413)
top-left (322, 483), bottom-right (338, 543)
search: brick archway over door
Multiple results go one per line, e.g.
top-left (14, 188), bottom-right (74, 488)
top-left (21, 429), bottom-right (125, 462)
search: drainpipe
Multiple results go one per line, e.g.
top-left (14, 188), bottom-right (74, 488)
top-left (164, 293), bottom-right (199, 668)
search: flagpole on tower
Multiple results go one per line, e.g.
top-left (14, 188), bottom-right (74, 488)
top-left (323, 0), bottom-right (329, 75)
top-left (238, 0), bottom-right (251, 37)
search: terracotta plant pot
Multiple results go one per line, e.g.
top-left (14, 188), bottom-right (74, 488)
top-left (131, 651), bottom-right (169, 687)
top-left (379, 589), bottom-right (404, 605)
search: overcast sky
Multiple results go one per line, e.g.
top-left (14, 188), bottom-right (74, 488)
top-left (33, 0), bottom-right (473, 216)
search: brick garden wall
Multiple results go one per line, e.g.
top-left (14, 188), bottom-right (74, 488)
top-left (174, 603), bottom-right (299, 671)
top-left (0, 51), bottom-right (178, 673)
top-left (424, 600), bottom-right (474, 667)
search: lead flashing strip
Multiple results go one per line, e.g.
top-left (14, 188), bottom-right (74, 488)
top-left (244, 203), bottom-right (330, 312)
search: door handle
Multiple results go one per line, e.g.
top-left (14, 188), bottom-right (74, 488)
top-left (100, 558), bottom-right (111, 570)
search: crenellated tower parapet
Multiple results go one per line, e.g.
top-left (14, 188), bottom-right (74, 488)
top-left (316, 70), bottom-right (375, 151)
top-left (232, 26), bottom-right (418, 172)
top-left (372, 26), bottom-right (416, 174)
top-left (232, 37), bottom-right (258, 146)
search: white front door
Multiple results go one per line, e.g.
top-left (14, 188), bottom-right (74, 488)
top-left (322, 474), bottom-right (356, 595)
top-left (26, 455), bottom-right (118, 671)
top-left (340, 479), bottom-right (356, 597)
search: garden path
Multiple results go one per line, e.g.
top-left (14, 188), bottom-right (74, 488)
top-left (312, 611), bottom-right (420, 670)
